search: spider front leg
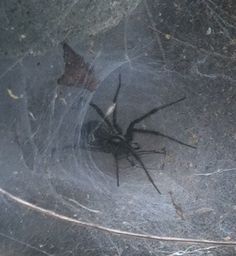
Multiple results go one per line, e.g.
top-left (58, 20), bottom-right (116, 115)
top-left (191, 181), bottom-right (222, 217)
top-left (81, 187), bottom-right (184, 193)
top-left (90, 103), bottom-right (114, 131)
top-left (125, 97), bottom-right (186, 141)
top-left (112, 73), bottom-right (123, 134)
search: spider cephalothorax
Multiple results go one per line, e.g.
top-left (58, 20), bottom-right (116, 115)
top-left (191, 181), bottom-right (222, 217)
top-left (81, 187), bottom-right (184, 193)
top-left (81, 74), bottom-right (196, 194)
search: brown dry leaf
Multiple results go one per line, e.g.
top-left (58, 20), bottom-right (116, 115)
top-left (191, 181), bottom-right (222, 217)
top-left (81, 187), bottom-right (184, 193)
top-left (57, 43), bottom-right (98, 91)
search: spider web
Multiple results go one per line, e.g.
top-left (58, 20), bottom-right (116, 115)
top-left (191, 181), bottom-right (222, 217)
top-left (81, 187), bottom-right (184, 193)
top-left (0, 1), bottom-right (236, 255)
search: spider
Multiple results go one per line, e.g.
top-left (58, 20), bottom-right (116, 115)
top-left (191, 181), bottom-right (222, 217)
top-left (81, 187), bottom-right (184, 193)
top-left (81, 74), bottom-right (196, 194)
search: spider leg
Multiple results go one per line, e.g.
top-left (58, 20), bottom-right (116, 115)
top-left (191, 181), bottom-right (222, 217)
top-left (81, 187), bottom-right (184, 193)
top-left (125, 97), bottom-right (186, 141)
top-left (113, 153), bottom-right (120, 186)
top-left (136, 149), bottom-right (166, 155)
top-left (112, 74), bottom-right (123, 134)
top-left (117, 148), bottom-right (165, 166)
top-left (124, 143), bottom-right (161, 194)
top-left (115, 153), bottom-right (135, 166)
top-left (117, 148), bottom-right (165, 168)
top-left (90, 103), bottom-right (114, 131)
top-left (131, 128), bottom-right (196, 149)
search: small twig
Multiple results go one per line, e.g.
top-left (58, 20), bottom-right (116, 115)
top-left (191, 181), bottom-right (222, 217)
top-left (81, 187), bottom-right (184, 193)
top-left (0, 187), bottom-right (236, 246)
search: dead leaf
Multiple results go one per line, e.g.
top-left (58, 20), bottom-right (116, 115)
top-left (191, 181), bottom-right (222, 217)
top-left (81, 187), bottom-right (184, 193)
top-left (57, 42), bottom-right (98, 91)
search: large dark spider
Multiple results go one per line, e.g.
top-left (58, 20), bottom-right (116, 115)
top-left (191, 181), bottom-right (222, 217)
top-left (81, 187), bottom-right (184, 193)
top-left (81, 74), bottom-right (196, 194)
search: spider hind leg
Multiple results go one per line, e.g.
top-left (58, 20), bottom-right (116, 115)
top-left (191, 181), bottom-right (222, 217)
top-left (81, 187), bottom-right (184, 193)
top-left (132, 128), bottom-right (196, 149)
top-left (113, 153), bottom-right (120, 187)
top-left (126, 145), bottom-right (161, 194)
